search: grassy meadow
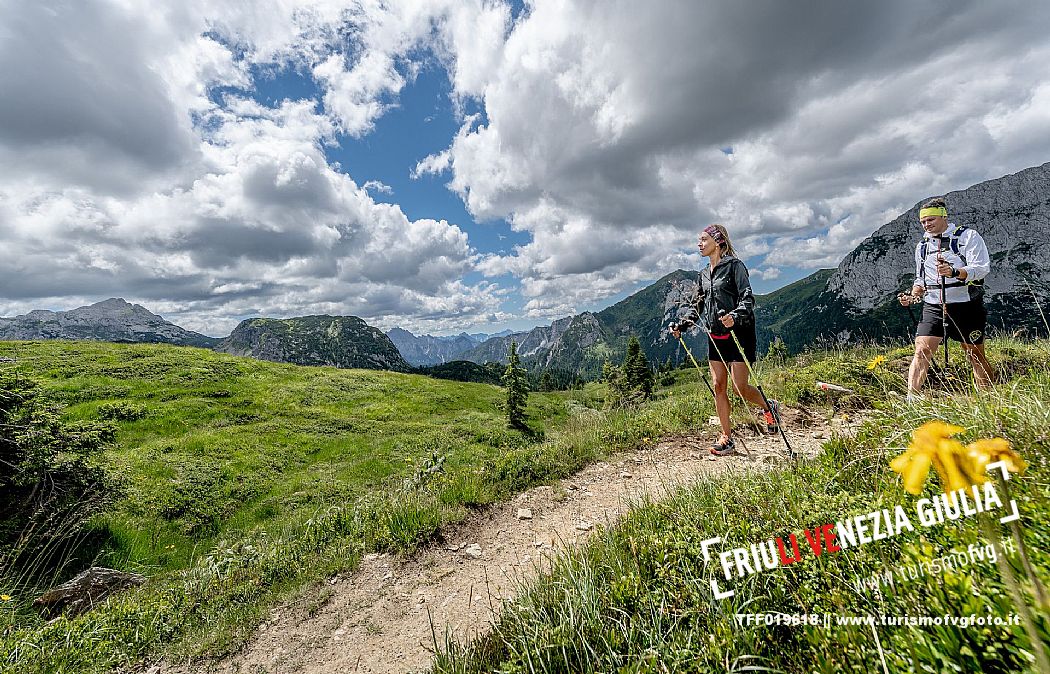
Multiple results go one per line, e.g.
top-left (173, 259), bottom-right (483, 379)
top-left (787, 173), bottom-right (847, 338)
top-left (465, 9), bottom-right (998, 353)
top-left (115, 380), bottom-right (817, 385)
top-left (435, 338), bottom-right (1050, 673)
top-left (1, 337), bottom-right (1048, 673)
top-left (0, 339), bottom-right (708, 673)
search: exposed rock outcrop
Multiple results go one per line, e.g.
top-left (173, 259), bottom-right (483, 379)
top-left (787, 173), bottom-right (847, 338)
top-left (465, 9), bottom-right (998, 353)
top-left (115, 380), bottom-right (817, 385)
top-left (218, 315), bottom-right (410, 372)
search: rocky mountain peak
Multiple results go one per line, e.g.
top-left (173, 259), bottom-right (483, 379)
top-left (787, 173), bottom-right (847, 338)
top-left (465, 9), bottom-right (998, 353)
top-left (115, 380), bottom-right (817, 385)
top-left (827, 162), bottom-right (1050, 311)
top-left (0, 298), bottom-right (217, 347)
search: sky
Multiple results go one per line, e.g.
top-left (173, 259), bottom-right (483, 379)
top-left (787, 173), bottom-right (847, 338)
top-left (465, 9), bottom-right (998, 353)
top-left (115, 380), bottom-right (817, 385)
top-left (2, 1), bottom-right (1049, 337)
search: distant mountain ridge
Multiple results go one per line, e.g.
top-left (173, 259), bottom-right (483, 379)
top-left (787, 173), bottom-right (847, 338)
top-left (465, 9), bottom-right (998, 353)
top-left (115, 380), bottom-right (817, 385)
top-left (462, 161), bottom-right (1050, 370)
top-left (385, 328), bottom-right (515, 366)
top-left (0, 298), bottom-right (218, 348)
top-left (385, 328), bottom-right (478, 366)
top-left (461, 270), bottom-right (706, 377)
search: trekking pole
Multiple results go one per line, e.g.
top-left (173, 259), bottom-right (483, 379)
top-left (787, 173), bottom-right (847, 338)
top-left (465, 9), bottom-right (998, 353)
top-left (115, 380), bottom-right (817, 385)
top-left (937, 241), bottom-right (949, 371)
top-left (674, 330), bottom-right (716, 398)
top-left (719, 312), bottom-right (796, 460)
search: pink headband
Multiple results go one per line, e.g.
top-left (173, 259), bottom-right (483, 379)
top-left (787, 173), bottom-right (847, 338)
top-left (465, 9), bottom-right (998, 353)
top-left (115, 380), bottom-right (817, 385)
top-left (704, 225), bottom-right (724, 242)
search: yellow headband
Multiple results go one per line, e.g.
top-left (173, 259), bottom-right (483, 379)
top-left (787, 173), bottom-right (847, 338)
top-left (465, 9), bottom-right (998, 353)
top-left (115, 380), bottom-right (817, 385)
top-left (919, 206), bottom-right (948, 219)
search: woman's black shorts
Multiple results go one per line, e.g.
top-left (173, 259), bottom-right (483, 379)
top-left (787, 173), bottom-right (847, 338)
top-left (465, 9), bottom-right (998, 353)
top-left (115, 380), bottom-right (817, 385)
top-left (916, 300), bottom-right (986, 344)
top-left (707, 327), bottom-right (757, 364)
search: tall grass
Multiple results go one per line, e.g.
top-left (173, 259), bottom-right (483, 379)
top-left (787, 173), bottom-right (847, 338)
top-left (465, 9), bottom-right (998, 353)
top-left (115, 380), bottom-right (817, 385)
top-left (434, 338), bottom-right (1050, 673)
top-left (3, 338), bottom-right (1046, 673)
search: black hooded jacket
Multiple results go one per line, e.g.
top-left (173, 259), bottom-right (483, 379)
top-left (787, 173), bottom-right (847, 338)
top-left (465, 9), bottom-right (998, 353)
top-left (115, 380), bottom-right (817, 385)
top-left (675, 255), bottom-right (756, 336)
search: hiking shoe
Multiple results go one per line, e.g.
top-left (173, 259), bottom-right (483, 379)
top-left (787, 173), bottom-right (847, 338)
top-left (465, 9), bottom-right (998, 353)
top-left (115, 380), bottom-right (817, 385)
top-left (763, 400), bottom-right (782, 434)
top-left (710, 436), bottom-right (736, 456)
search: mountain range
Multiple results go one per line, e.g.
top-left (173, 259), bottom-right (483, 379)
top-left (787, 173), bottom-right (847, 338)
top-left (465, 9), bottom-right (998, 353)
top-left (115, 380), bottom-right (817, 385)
top-left (451, 161), bottom-right (1050, 372)
top-left (2, 162), bottom-right (1047, 376)
top-left (385, 328), bottom-right (513, 367)
top-left (0, 298), bottom-right (218, 348)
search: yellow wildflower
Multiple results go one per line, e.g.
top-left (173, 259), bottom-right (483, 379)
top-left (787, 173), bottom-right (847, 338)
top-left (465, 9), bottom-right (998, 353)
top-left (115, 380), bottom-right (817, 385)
top-left (890, 421), bottom-right (976, 494)
top-left (866, 355), bottom-right (887, 371)
top-left (965, 437), bottom-right (1027, 476)
top-left (0, 595), bottom-right (10, 601)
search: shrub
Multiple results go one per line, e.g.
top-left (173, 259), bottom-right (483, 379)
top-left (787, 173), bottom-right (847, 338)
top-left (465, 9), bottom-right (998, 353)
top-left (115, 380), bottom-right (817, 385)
top-left (0, 371), bottom-right (121, 580)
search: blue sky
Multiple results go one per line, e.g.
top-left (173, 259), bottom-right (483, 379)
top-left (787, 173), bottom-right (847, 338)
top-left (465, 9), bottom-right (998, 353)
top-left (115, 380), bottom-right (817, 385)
top-left (2, 1), bottom-right (1049, 336)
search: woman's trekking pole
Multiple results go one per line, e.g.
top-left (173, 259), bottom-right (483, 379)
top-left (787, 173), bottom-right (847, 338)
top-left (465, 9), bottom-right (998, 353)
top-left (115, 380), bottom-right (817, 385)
top-left (673, 328), bottom-right (715, 398)
top-left (718, 313), bottom-right (795, 460)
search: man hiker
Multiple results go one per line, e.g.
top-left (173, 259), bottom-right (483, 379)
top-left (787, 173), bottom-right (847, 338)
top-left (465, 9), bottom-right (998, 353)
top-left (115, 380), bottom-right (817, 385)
top-left (897, 197), bottom-right (993, 400)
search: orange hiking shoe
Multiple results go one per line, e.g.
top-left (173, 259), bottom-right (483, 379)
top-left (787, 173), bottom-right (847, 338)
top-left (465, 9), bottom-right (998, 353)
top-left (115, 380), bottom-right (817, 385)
top-left (763, 400), bottom-right (782, 434)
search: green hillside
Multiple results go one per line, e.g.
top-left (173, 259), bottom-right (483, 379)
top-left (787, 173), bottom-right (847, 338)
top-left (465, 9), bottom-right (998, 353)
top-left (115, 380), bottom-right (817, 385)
top-left (0, 341), bottom-right (572, 572)
top-left (4, 338), bottom-right (1049, 673)
top-left (0, 340), bottom-right (703, 672)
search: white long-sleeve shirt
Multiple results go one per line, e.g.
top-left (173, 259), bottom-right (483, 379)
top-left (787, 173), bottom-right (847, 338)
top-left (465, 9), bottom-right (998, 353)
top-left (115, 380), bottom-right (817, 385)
top-left (913, 223), bottom-right (991, 305)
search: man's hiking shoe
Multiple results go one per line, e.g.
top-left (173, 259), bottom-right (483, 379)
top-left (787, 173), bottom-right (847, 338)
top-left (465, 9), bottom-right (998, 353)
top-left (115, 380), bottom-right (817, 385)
top-left (710, 436), bottom-right (736, 456)
top-left (763, 400), bottom-right (782, 434)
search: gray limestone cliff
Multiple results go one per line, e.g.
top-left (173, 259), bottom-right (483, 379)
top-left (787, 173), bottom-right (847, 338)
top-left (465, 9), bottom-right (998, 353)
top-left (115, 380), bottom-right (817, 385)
top-left (828, 162), bottom-right (1050, 312)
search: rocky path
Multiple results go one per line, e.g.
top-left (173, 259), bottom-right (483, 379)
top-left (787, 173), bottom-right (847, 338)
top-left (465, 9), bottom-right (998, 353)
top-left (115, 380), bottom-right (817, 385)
top-left (159, 408), bottom-right (852, 674)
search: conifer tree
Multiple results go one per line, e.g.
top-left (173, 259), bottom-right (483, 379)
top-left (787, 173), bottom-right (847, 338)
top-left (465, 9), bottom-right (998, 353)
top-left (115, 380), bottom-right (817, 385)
top-left (623, 336), bottom-right (654, 401)
top-left (503, 341), bottom-right (529, 429)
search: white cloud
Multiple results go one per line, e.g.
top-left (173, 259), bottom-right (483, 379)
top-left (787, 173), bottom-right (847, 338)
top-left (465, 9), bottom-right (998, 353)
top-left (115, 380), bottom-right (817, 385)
top-left (432, 0), bottom-right (1050, 312)
top-left (0, 0), bottom-right (516, 335)
top-left (363, 179), bottom-right (394, 195)
top-left (3, 0), bottom-right (1050, 335)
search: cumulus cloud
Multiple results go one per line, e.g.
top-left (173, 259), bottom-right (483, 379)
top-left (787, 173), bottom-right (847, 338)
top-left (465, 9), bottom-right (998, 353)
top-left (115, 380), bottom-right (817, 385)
top-left (0, 0), bottom-right (514, 335)
top-left (430, 0), bottom-right (1050, 309)
top-left (3, 0), bottom-right (1050, 334)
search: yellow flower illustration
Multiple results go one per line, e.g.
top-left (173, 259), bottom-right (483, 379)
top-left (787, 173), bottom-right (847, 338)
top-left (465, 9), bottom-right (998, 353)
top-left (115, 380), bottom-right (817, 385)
top-left (866, 355), bottom-right (887, 371)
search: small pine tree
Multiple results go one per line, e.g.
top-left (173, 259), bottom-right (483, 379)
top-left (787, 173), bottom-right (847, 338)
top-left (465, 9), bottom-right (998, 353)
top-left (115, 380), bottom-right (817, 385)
top-left (766, 336), bottom-right (789, 364)
top-left (539, 369), bottom-right (554, 392)
top-left (503, 341), bottom-right (529, 429)
top-left (623, 336), bottom-right (654, 401)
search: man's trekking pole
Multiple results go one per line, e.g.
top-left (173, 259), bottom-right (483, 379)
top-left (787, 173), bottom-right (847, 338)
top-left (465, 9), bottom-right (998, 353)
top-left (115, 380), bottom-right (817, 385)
top-left (719, 313), bottom-right (795, 460)
top-left (673, 328), bottom-right (716, 398)
top-left (937, 240), bottom-right (949, 371)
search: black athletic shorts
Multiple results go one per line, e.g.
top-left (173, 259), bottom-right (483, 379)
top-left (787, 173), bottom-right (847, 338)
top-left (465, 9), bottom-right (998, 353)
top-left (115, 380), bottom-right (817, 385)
top-left (916, 300), bottom-right (986, 344)
top-left (707, 327), bottom-right (757, 364)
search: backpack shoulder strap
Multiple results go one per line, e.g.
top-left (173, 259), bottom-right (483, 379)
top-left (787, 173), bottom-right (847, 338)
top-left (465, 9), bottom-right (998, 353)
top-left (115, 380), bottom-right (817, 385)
top-left (950, 226), bottom-right (968, 256)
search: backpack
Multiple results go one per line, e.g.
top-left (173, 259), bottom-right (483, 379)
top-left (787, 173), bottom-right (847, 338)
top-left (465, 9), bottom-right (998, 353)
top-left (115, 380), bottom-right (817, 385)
top-left (918, 226), bottom-right (985, 301)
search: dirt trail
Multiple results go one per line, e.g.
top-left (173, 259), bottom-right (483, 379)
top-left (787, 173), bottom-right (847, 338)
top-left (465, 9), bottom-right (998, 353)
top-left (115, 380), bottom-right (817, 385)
top-left (158, 408), bottom-right (853, 674)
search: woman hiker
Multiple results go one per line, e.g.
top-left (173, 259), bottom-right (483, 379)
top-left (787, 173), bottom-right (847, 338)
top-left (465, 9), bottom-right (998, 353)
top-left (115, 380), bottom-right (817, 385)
top-left (669, 224), bottom-right (782, 456)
